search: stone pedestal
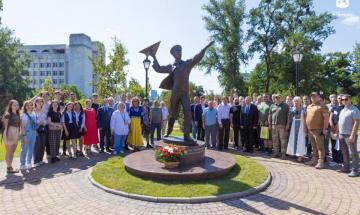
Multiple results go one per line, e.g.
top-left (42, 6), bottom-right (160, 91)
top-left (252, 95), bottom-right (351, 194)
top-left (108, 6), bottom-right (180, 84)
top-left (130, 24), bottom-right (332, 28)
top-left (124, 136), bottom-right (236, 181)
top-left (155, 136), bottom-right (205, 165)
top-left (124, 150), bottom-right (236, 181)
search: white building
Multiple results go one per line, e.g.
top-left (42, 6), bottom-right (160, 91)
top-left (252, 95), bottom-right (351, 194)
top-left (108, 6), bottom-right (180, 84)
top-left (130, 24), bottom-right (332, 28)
top-left (20, 33), bottom-right (104, 97)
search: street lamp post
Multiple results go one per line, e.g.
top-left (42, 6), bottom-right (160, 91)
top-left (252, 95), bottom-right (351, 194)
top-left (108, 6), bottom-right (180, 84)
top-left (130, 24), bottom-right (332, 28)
top-left (143, 57), bottom-right (151, 98)
top-left (292, 46), bottom-right (303, 96)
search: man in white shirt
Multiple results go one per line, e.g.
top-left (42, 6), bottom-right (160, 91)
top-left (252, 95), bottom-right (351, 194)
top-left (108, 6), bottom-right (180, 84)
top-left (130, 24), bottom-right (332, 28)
top-left (160, 101), bottom-right (169, 138)
top-left (217, 97), bottom-right (231, 150)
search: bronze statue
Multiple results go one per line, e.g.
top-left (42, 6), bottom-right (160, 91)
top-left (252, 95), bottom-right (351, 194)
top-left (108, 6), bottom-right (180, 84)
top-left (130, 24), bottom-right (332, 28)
top-left (149, 41), bottom-right (214, 142)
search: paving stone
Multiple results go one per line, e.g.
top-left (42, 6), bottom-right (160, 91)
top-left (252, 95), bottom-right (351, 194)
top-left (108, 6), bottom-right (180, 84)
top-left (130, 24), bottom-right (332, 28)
top-left (1, 145), bottom-right (360, 215)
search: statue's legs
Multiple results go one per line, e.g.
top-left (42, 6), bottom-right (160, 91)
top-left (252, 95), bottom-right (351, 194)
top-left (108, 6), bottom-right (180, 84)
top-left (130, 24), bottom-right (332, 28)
top-left (165, 118), bottom-right (175, 137)
top-left (180, 94), bottom-right (192, 139)
top-left (165, 93), bottom-right (181, 137)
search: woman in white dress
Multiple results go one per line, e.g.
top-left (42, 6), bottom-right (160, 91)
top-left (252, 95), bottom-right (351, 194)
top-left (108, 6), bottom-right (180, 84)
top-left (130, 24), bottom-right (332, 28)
top-left (287, 96), bottom-right (307, 162)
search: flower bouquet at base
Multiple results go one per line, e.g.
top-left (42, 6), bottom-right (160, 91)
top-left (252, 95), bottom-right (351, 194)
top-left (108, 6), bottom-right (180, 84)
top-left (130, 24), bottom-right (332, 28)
top-left (155, 144), bottom-right (186, 169)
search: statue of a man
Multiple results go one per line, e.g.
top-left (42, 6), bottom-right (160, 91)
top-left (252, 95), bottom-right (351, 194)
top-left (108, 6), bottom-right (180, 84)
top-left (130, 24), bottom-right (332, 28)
top-left (150, 41), bottom-right (214, 142)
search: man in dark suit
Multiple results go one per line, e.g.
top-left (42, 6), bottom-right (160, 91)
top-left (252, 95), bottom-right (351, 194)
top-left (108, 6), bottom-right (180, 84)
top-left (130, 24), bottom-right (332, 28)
top-left (194, 98), bottom-right (204, 141)
top-left (197, 96), bottom-right (207, 140)
top-left (230, 97), bottom-right (242, 150)
top-left (191, 96), bottom-right (200, 139)
top-left (240, 96), bottom-right (259, 153)
top-left (96, 98), bottom-right (114, 153)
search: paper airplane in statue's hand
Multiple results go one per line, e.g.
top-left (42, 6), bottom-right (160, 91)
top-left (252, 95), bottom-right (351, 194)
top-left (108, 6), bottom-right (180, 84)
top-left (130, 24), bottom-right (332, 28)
top-left (139, 41), bottom-right (161, 57)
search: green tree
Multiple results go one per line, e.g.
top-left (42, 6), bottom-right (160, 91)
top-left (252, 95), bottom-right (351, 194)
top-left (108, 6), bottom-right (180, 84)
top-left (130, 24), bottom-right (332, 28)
top-left (247, 0), bottom-right (284, 92)
top-left (128, 77), bottom-right (148, 98)
top-left (247, 0), bottom-right (336, 96)
top-left (59, 84), bottom-right (85, 100)
top-left (201, 0), bottom-right (247, 95)
top-left (107, 37), bottom-right (129, 94)
top-left (42, 77), bottom-right (53, 92)
top-left (159, 90), bottom-right (171, 109)
top-left (189, 82), bottom-right (205, 99)
top-left (352, 42), bottom-right (360, 103)
top-left (322, 52), bottom-right (354, 95)
top-left (0, 0), bottom-right (2, 24)
top-left (91, 38), bottom-right (129, 98)
top-left (280, 0), bottom-right (335, 52)
top-left (0, 26), bottom-right (32, 112)
top-left (205, 90), bottom-right (216, 100)
top-left (32, 77), bottom-right (85, 102)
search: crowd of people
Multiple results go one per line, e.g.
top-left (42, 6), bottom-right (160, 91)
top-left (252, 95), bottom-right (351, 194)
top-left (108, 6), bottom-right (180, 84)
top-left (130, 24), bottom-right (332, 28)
top-left (1, 90), bottom-right (359, 178)
top-left (193, 92), bottom-right (359, 177)
top-left (0, 91), bottom-right (169, 173)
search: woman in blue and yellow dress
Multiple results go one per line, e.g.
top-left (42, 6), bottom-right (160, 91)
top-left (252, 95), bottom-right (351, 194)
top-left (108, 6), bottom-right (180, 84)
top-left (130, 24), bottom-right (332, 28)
top-left (127, 97), bottom-right (144, 151)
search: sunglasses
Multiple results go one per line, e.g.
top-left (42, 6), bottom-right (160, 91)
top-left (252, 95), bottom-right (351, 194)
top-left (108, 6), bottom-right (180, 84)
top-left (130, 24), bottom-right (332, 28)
top-left (341, 98), bottom-right (349, 101)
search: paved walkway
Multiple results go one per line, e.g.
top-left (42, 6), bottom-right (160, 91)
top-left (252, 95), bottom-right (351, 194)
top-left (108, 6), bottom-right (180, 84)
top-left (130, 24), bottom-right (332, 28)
top-left (0, 149), bottom-right (359, 215)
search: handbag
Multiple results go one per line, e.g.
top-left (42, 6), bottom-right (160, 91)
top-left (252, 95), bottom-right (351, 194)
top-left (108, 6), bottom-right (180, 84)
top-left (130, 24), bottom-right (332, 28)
top-left (260, 126), bottom-right (269, 140)
top-left (35, 112), bottom-right (47, 133)
top-left (37, 125), bottom-right (47, 133)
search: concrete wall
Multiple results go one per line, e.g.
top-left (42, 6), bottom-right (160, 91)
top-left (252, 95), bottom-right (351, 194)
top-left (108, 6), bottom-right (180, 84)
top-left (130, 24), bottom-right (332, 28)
top-left (68, 34), bottom-right (93, 97)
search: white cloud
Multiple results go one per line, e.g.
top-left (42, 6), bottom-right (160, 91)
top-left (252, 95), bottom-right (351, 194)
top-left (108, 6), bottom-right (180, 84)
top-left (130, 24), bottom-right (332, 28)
top-left (335, 12), bottom-right (360, 26)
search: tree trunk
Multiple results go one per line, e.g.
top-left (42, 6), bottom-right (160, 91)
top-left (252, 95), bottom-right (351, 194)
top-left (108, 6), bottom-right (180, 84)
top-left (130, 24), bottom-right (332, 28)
top-left (265, 56), bottom-right (271, 93)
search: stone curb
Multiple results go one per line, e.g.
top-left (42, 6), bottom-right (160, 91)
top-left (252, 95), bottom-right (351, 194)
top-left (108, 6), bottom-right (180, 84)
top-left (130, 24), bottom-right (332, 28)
top-left (88, 166), bottom-right (272, 203)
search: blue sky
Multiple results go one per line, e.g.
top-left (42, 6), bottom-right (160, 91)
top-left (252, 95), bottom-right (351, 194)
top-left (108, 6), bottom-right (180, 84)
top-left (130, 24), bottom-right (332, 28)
top-left (1, 0), bottom-right (360, 94)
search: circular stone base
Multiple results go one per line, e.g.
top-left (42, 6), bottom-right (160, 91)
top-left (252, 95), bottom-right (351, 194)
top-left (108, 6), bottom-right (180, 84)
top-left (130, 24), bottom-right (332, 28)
top-left (124, 150), bottom-right (236, 181)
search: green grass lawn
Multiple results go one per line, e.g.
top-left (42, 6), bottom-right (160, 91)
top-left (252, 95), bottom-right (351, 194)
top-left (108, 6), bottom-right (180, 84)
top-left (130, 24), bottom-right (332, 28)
top-left (0, 140), bottom-right (21, 161)
top-left (91, 154), bottom-right (268, 198)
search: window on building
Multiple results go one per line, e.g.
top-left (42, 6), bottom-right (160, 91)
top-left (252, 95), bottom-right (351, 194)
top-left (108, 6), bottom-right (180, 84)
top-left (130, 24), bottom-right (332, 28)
top-left (40, 71), bottom-right (45, 76)
top-left (46, 71), bottom-right (51, 76)
top-left (59, 62), bottom-right (64, 67)
top-left (30, 50), bottom-right (37, 53)
top-left (46, 63), bottom-right (51, 68)
top-left (52, 71), bottom-right (58, 76)
top-left (59, 79), bottom-right (64, 84)
top-left (42, 50), bottom-right (50, 53)
top-left (33, 80), bottom-right (37, 85)
top-left (33, 63), bottom-right (38, 68)
top-left (40, 79), bottom-right (44, 85)
top-left (40, 63), bottom-right (44, 68)
top-left (53, 79), bottom-right (58, 85)
top-left (59, 71), bottom-right (64, 76)
top-left (52, 62), bottom-right (58, 67)
top-left (54, 49), bottom-right (65, 54)
top-left (33, 71), bottom-right (38, 76)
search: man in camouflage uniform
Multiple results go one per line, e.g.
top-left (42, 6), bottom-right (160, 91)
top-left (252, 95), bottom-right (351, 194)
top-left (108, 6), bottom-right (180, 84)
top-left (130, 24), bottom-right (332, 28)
top-left (268, 94), bottom-right (290, 159)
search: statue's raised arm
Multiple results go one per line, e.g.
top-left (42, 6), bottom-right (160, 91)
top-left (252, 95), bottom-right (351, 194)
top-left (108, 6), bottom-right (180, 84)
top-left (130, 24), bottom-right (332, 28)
top-left (190, 41), bottom-right (215, 68)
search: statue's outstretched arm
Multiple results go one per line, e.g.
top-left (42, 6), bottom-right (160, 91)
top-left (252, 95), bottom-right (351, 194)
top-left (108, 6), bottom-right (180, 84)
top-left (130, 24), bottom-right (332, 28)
top-left (190, 41), bottom-right (215, 68)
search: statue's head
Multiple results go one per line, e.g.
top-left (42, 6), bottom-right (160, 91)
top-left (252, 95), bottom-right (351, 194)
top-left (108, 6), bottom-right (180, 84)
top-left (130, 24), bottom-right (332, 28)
top-left (170, 45), bottom-right (182, 60)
